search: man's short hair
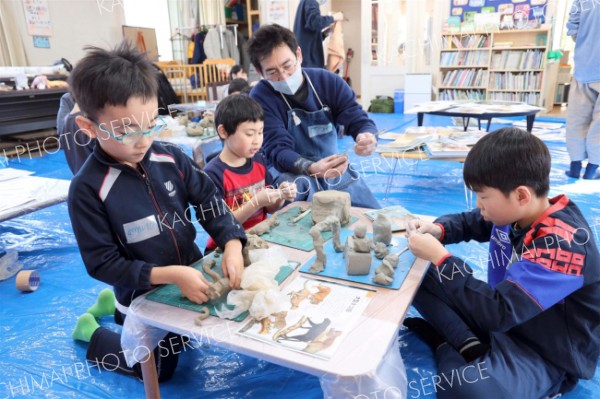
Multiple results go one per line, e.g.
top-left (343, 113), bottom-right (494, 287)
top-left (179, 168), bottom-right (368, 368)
top-left (228, 78), bottom-right (250, 95)
top-left (247, 24), bottom-right (299, 74)
top-left (215, 94), bottom-right (264, 135)
top-left (68, 41), bottom-right (157, 120)
top-left (464, 127), bottom-right (551, 197)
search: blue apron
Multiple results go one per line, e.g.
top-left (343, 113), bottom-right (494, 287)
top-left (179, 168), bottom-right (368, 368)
top-left (271, 73), bottom-right (380, 209)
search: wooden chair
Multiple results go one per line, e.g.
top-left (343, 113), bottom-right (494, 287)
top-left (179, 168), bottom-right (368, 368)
top-left (201, 58), bottom-right (235, 100)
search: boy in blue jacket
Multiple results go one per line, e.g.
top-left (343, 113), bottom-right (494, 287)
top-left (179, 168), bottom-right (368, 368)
top-left (405, 127), bottom-right (600, 398)
top-left (67, 42), bottom-right (246, 381)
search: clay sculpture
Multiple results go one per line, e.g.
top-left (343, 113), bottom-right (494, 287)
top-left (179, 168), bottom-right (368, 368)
top-left (202, 259), bottom-right (231, 301)
top-left (373, 214), bottom-right (392, 245)
top-left (372, 252), bottom-right (401, 286)
top-left (309, 215), bottom-right (343, 273)
top-left (242, 234), bottom-right (270, 266)
top-left (344, 224), bottom-right (373, 275)
top-left (373, 242), bottom-right (389, 259)
top-left (311, 191), bottom-right (351, 225)
top-left (248, 215), bottom-right (279, 235)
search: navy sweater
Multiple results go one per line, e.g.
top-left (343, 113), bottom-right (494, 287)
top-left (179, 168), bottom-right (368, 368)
top-left (434, 195), bottom-right (600, 379)
top-left (250, 68), bottom-right (377, 175)
top-left (68, 141), bottom-right (246, 308)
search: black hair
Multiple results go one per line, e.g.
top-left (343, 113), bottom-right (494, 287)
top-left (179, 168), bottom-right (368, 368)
top-left (228, 78), bottom-right (251, 95)
top-left (247, 24), bottom-right (298, 74)
top-left (214, 94), bottom-right (264, 136)
top-left (229, 65), bottom-right (244, 80)
top-left (463, 127), bottom-right (551, 197)
top-left (68, 41), bottom-right (158, 120)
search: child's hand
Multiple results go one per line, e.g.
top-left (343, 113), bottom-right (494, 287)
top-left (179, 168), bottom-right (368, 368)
top-left (254, 188), bottom-right (284, 206)
top-left (222, 239), bottom-right (244, 289)
top-left (407, 232), bottom-right (449, 265)
top-left (407, 220), bottom-right (442, 240)
top-left (278, 181), bottom-right (297, 201)
top-left (175, 266), bottom-right (210, 304)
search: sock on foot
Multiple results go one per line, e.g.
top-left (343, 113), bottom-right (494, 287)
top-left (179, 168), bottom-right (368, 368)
top-left (403, 317), bottom-right (447, 352)
top-left (87, 288), bottom-right (116, 318)
top-left (583, 163), bottom-right (599, 180)
top-left (565, 161), bottom-right (582, 178)
top-left (459, 337), bottom-right (490, 362)
top-left (72, 313), bottom-right (100, 342)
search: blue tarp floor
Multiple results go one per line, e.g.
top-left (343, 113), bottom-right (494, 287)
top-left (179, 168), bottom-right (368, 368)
top-left (0, 113), bottom-right (598, 398)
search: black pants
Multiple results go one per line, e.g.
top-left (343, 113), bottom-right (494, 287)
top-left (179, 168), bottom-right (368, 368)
top-left (86, 310), bottom-right (187, 382)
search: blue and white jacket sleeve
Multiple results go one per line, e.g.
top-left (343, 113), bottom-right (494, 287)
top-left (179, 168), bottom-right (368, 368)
top-left (434, 227), bottom-right (587, 333)
top-left (434, 208), bottom-right (494, 244)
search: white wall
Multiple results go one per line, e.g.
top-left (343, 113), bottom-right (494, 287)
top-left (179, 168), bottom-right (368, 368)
top-left (332, 0), bottom-right (361, 96)
top-left (4, 0), bottom-right (125, 66)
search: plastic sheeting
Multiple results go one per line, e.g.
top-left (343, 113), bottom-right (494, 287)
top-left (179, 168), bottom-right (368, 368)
top-left (1, 114), bottom-right (599, 398)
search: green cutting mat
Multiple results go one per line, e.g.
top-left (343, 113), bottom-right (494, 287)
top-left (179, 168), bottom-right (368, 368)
top-left (146, 254), bottom-right (300, 322)
top-left (259, 206), bottom-right (358, 251)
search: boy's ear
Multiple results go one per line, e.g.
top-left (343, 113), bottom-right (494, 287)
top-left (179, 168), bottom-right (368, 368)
top-left (75, 115), bottom-right (98, 139)
top-left (216, 124), bottom-right (229, 140)
top-left (515, 186), bottom-right (532, 205)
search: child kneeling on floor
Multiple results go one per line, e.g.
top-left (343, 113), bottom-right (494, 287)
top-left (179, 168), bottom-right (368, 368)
top-left (404, 127), bottom-right (600, 398)
top-left (67, 42), bottom-right (246, 381)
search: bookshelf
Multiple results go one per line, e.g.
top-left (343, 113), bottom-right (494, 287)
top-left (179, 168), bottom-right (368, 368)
top-left (438, 28), bottom-right (550, 107)
top-left (225, 0), bottom-right (261, 38)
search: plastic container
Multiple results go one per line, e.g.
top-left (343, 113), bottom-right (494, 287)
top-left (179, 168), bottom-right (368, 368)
top-left (0, 251), bottom-right (24, 281)
top-left (394, 89), bottom-right (404, 114)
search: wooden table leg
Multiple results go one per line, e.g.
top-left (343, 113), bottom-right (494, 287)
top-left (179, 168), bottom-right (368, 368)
top-left (141, 350), bottom-right (161, 399)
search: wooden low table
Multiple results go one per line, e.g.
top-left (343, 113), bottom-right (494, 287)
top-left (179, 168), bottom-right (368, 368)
top-left (121, 202), bottom-right (430, 398)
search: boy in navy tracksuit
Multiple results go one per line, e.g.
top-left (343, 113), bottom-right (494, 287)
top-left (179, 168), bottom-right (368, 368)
top-left (67, 42), bottom-right (246, 381)
top-left (405, 127), bottom-right (600, 398)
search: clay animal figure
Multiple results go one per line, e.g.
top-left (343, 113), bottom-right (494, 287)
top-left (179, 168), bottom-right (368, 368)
top-left (309, 215), bottom-right (343, 273)
top-left (372, 273), bottom-right (393, 285)
top-left (352, 224), bottom-right (372, 253)
top-left (373, 214), bottom-right (392, 245)
top-left (202, 259), bottom-right (231, 301)
top-left (248, 215), bottom-right (279, 235)
top-left (302, 328), bottom-right (343, 354)
top-left (373, 242), bottom-right (389, 259)
top-left (242, 234), bottom-right (270, 266)
top-left (373, 252), bottom-right (400, 285)
top-left (273, 316), bottom-right (332, 343)
top-left (311, 191), bottom-right (351, 225)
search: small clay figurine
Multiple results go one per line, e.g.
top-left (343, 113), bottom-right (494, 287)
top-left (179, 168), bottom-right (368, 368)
top-left (372, 273), bottom-right (393, 285)
top-left (248, 215), bottom-right (279, 235)
top-left (344, 224), bottom-right (373, 276)
top-left (373, 242), bottom-right (389, 259)
top-left (352, 224), bottom-right (372, 253)
top-left (202, 259), bottom-right (231, 301)
top-left (373, 214), bottom-right (392, 246)
top-left (309, 215), bottom-right (343, 273)
top-left (242, 234), bottom-right (270, 266)
top-left (311, 191), bottom-right (351, 225)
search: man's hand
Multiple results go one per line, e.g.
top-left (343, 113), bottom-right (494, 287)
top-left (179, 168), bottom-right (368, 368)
top-left (221, 239), bottom-right (244, 289)
top-left (308, 154), bottom-right (349, 178)
top-left (407, 220), bottom-right (443, 240)
top-left (354, 133), bottom-right (377, 156)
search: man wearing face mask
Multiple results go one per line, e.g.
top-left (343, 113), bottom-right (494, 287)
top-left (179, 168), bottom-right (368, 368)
top-left (293, 0), bottom-right (344, 69)
top-left (248, 24), bottom-right (380, 209)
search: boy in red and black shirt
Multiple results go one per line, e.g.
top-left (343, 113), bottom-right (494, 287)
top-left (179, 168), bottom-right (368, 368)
top-left (204, 94), bottom-right (297, 251)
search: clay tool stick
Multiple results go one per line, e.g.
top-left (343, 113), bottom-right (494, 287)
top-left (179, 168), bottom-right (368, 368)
top-left (292, 208), bottom-right (312, 223)
top-left (397, 246), bottom-right (410, 256)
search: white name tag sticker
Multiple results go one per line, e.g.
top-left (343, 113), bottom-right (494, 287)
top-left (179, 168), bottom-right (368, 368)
top-left (123, 215), bottom-right (160, 244)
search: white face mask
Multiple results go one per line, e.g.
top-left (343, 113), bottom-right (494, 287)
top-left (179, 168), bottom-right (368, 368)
top-left (268, 67), bottom-right (303, 95)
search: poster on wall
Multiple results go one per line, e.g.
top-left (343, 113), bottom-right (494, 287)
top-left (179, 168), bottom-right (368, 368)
top-left (450, 0), bottom-right (547, 27)
top-left (23, 0), bottom-right (52, 36)
top-left (263, 0), bottom-right (290, 28)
